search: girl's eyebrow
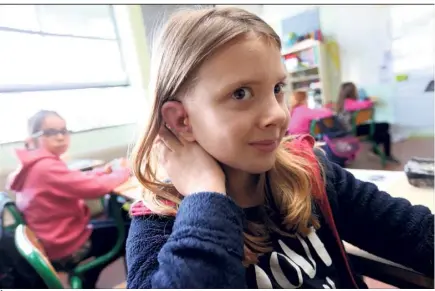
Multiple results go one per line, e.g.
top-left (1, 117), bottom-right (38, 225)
top-left (278, 74), bottom-right (288, 82)
top-left (221, 78), bottom-right (263, 89)
top-left (221, 74), bottom-right (288, 89)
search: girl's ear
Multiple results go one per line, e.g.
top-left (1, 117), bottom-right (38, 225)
top-left (161, 101), bottom-right (195, 142)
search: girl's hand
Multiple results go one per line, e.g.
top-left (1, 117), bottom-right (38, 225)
top-left (108, 158), bottom-right (128, 171)
top-left (157, 125), bottom-right (226, 196)
top-left (102, 164), bottom-right (113, 174)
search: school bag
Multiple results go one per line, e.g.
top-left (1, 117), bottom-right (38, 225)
top-left (315, 116), bottom-right (361, 166)
top-left (0, 192), bottom-right (48, 288)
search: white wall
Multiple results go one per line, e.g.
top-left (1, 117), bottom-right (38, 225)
top-left (389, 6), bottom-right (434, 135)
top-left (320, 5), bottom-right (395, 123)
top-left (320, 5), bottom-right (391, 86)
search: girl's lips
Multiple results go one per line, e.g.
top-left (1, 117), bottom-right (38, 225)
top-left (249, 140), bottom-right (279, 153)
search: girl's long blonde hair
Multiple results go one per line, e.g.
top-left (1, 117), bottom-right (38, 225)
top-left (131, 6), bottom-right (322, 265)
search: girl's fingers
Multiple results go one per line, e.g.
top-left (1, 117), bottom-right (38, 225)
top-left (158, 125), bottom-right (183, 152)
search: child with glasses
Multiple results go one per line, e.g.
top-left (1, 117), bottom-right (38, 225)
top-left (6, 110), bottom-right (130, 288)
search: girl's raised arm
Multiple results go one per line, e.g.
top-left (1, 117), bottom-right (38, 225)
top-left (126, 192), bottom-right (246, 288)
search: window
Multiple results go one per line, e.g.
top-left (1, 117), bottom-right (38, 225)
top-left (0, 5), bottom-right (141, 144)
top-left (0, 5), bottom-right (129, 93)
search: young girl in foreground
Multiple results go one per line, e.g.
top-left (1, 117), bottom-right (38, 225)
top-left (126, 7), bottom-right (434, 289)
top-left (7, 110), bottom-right (130, 288)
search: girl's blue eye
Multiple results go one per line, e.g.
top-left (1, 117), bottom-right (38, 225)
top-left (274, 82), bottom-right (287, 95)
top-left (232, 87), bottom-right (253, 100)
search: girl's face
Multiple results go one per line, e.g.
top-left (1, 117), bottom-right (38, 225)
top-left (33, 114), bottom-right (70, 156)
top-left (182, 34), bottom-right (289, 174)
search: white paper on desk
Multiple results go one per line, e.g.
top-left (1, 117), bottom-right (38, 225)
top-left (346, 169), bottom-right (403, 192)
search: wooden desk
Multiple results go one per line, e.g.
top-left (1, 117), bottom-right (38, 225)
top-left (344, 169), bottom-right (434, 287)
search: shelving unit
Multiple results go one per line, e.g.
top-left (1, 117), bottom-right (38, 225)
top-left (282, 39), bottom-right (342, 107)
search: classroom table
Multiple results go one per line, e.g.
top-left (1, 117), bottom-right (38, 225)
top-left (344, 168), bottom-right (434, 288)
top-left (346, 168), bottom-right (433, 212)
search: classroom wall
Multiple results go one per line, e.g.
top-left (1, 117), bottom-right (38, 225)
top-left (320, 5), bottom-right (395, 124)
top-left (0, 5), bottom-right (149, 188)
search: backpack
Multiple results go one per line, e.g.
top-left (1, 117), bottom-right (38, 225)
top-left (0, 193), bottom-right (48, 288)
top-left (316, 116), bottom-right (361, 164)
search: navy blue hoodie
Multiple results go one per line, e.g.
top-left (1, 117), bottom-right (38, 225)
top-left (126, 139), bottom-right (434, 289)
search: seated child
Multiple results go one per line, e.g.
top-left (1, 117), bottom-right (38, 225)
top-left (337, 82), bottom-right (399, 163)
top-left (287, 90), bottom-right (333, 135)
top-left (6, 110), bottom-right (131, 288)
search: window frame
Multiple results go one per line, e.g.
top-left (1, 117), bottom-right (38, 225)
top-left (0, 5), bottom-right (130, 93)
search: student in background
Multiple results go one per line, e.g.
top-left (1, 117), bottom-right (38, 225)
top-left (6, 110), bottom-right (131, 288)
top-left (337, 82), bottom-right (374, 112)
top-left (336, 82), bottom-right (399, 163)
top-left (287, 90), bottom-right (333, 135)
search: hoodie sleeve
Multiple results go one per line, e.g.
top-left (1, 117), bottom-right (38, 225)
top-left (344, 99), bottom-right (373, 111)
top-left (126, 192), bottom-right (247, 289)
top-left (306, 107), bottom-right (334, 120)
top-left (321, 157), bottom-right (434, 276)
top-left (36, 158), bottom-right (130, 199)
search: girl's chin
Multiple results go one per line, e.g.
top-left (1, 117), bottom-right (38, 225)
top-left (55, 146), bottom-right (69, 156)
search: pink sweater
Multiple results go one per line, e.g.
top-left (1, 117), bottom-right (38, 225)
top-left (8, 148), bottom-right (130, 260)
top-left (287, 105), bottom-right (333, 135)
top-left (344, 99), bottom-right (373, 111)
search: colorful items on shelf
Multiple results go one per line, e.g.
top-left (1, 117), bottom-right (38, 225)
top-left (283, 46), bottom-right (319, 72)
top-left (286, 32), bottom-right (298, 47)
top-left (285, 29), bottom-right (323, 47)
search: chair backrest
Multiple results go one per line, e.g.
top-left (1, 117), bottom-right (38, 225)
top-left (14, 224), bottom-right (64, 289)
top-left (0, 192), bottom-right (25, 233)
top-left (352, 108), bottom-right (374, 126)
top-left (310, 116), bottom-right (335, 137)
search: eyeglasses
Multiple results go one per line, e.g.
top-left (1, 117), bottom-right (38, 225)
top-left (32, 128), bottom-right (71, 138)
